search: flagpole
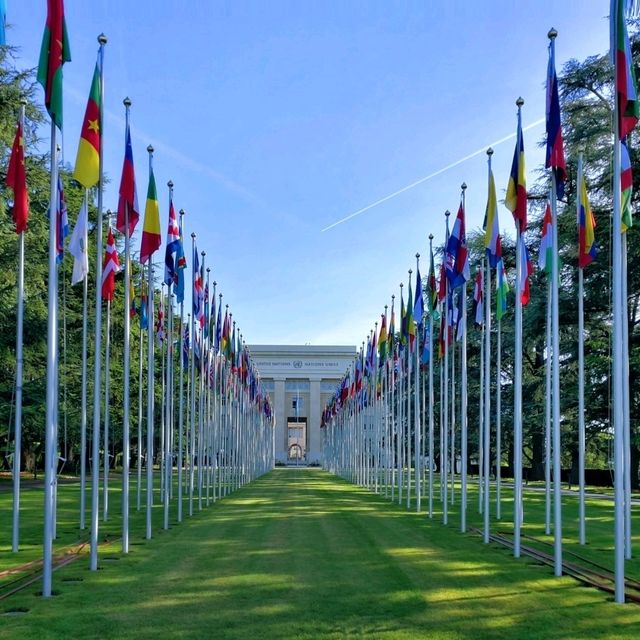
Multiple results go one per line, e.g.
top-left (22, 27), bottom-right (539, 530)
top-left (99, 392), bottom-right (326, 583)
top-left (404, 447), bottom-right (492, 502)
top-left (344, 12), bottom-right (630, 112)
top-left (159, 283), bottom-right (166, 505)
top-left (483, 217), bottom-right (491, 544)
top-left (544, 265), bottom-right (552, 536)
top-left (460, 183), bottom-right (468, 533)
top-left (495, 279), bottom-right (502, 521)
top-left (103, 258), bottom-right (112, 523)
top-left (443, 209), bottom-right (450, 525)
top-left (137, 288), bottom-right (144, 512)
top-left (12, 100), bottom-right (26, 553)
top-left (622, 231), bottom-right (632, 560)
top-left (612, 1), bottom-right (625, 602)
top-left (79, 191), bottom-right (89, 530)
top-left (178, 209), bottom-right (186, 522)
top-left (428, 235), bottom-right (435, 519)
top-left (145, 145), bottom-right (156, 540)
top-left (189, 233), bottom-right (197, 516)
top-left (407, 269), bottom-right (413, 510)
top-left (198, 251), bottom-right (206, 510)
top-left (478, 265), bottom-right (484, 516)
top-left (164, 287), bottom-right (173, 530)
top-left (414, 258), bottom-right (421, 513)
top-left (88, 34), bottom-right (107, 577)
top-left (450, 318), bottom-right (455, 507)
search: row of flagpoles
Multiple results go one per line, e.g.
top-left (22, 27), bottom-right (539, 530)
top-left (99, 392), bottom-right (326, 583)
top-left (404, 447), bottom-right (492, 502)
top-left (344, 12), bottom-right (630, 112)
top-left (322, 4), bottom-right (637, 605)
top-left (5, 3), bottom-right (274, 597)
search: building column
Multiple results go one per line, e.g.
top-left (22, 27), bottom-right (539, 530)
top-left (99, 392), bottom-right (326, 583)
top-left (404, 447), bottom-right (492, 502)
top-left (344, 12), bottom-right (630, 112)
top-left (274, 377), bottom-right (286, 464)
top-left (309, 378), bottom-right (321, 464)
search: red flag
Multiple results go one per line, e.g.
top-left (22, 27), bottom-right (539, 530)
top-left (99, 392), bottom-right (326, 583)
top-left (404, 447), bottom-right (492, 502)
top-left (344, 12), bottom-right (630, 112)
top-left (102, 228), bottom-right (120, 301)
top-left (6, 120), bottom-right (29, 233)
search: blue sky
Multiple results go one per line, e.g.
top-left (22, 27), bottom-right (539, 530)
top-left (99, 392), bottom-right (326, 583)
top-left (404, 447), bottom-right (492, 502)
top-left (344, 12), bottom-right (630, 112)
top-left (9, 1), bottom-right (610, 347)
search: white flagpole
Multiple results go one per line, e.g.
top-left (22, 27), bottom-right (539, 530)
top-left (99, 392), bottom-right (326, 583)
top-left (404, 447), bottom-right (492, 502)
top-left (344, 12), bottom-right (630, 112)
top-left (145, 145), bottom-right (156, 541)
top-left (495, 290), bottom-right (502, 521)
top-left (137, 297), bottom-right (144, 512)
top-left (577, 154), bottom-right (586, 545)
top-left (178, 209), bottom-right (186, 522)
top-left (460, 183), bottom-right (468, 533)
top-left (189, 233), bottom-right (197, 516)
top-left (443, 209), bottom-right (450, 525)
top-left (428, 235), bottom-right (435, 519)
top-left (622, 232), bottom-right (632, 560)
top-left (121, 99), bottom-right (132, 553)
top-left (450, 321), bottom-right (455, 506)
top-left (414, 257), bottom-right (421, 513)
top-left (478, 263), bottom-right (484, 516)
top-left (164, 287), bottom-right (173, 530)
top-left (88, 34), bottom-right (107, 576)
top-left (544, 271), bottom-right (552, 536)
top-left (159, 283), bottom-right (166, 504)
top-left (483, 233), bottom-right (491, 544)
top-left (198, 251), bottom-right (206, 510)
top-left (611, 0), bottom-right (625, 601)
top-left (407, 270), bottom-right (413, 510)
top-left (12, 101), bottom-right (26, 553)
top-left (103, 287), bottom-right (112, 522)
top-left (79, 191), bottom-right (89, 530)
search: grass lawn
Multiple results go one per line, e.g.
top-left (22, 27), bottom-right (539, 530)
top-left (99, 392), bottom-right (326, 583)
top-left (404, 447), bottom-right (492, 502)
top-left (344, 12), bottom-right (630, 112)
top-left (1, 469), bottom-right (640, 639)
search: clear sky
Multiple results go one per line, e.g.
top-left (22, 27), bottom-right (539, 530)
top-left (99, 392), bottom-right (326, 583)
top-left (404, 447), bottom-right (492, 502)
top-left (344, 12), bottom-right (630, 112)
top-left (9, 1), bottom-right (610, 348)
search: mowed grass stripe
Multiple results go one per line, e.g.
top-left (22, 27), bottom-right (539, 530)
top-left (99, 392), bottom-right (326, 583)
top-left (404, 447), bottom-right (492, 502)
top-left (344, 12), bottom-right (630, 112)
top-left (1, 469), bottom-right (640, 640)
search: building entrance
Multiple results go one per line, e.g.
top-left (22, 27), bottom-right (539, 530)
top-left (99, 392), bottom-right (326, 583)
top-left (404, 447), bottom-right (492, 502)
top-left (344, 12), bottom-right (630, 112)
top-left (287, 418), bottom-right (307, 462)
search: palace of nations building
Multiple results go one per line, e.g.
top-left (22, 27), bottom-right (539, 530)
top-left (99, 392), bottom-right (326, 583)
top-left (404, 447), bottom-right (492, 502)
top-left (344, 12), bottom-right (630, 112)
top-left (248, 345), bottom-right (356, 465)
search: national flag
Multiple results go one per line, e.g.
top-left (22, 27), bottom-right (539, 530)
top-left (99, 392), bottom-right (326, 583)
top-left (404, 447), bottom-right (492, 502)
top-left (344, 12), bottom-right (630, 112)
top-left (0, 0), bottom-right (6, 46)
top-left (37, 0), bottom-right (71, 130)
top-left (496, 258), bottom-right (509, 322)
top-left (129, 268), bottom-right (137, 318)
top-left (413, 267), bottom-right (424, 326)
top-left (400, 288), bottom-right (407, 349)
top-left (164, 194), bottom-right (180, 286)
top-left (215, 301), bottom-right (222, 353)
top-left (388, 300), bottom-right (395, 356)
top-left (116, 118), bottom-right (139, 237)
top-left (68, 196), bottom-right (89, 285)
top-left (518, 235), bottom-right (533, 306)
top-left (406, 279), bottom-right (416, 352)
top-left (578, 161), bottom-right (597, 268)
top-left (55, 176), bottom-right (69, 263)
top-left (538, 203), bottom-right (554, 276)
top-left (621, 139), bottom-right (633, 231)
top-left (613, 0), bottom-right (640, 139)
top-left (437, 262), bottom-right (447, 304)
top-left (546, 38), bottom-right (566, 198)
top-left (453, 288), bottom-right (464, 342)
top-left (378, 312), bottom-right (387, 365)
top-left (193, 248), bottom-right (205, 329)
top-left (183, 322), bottom-right (190, 367)
top-left (445, 201), bottom-right (470, 288)
top-left (426, 242), bottom-right (438, 318)
top-left (505, 114), bottom-right (527, 232)
top-left (139, 162), bottom-right (161, 264)
top-left (140, 283), bottom-right (148, 330)
top-left (421, 322), bottom-right (431, 365)
top-left (221, 308), bottom-right (230, 357)
top-left (73, 61), bottom-right (101, 188)
top-left (101, 227), bottom-right (120, 301)
top-left (484, 165), bottom-right (501, 267)
top-left (6, 118), bottom-right (29, 233)
top-left (156, 299), bottom-right (165, 345)
top-left (175, 212), bottom-right (186, 304)
top-left (473, 268), bottom-right (483, 327)
top-left (204, 281), bottom-right (210, 339)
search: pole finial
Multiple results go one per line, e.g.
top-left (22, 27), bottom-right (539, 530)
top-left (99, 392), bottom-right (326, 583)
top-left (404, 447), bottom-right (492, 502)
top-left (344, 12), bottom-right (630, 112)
top-left (123, 96), bottom-right (131, 108)
top-left (168, 179), bottom-right (174, 189)
top-left (147, 144), bottom-right (154, 154)
top-left (179, 208), bottom-right (185, 216)
top-left (408, 268), bottom-right (412, 275)
top-left (445, 209), bottom-right (451, 218)
top-left (191, 232), bottom-right (196, 239)
top-left (548, 27), bottom-right (558, 40)
top-left (461, 182), bottom-right (467, 191)
top-left (206, 267), bottom-right (210, 274)
top-left (201, 251), bottom-right (205, 258)
top-left (98, 33), bottom-right (107, 45)
top-left (487, 147), bottom-right (494, 156)
top-left (429, 233), bottom-right (434, 240)
top-left (416, 252), bottom-right (420, 259)
top-left (516, 96), bottom-right (524, 108)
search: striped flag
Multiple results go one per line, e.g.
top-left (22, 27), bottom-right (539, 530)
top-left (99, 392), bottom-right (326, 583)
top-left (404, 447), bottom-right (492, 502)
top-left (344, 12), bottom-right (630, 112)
top-left (164, 195), bottom-right (180, 286)
top-left (505, 116), bottom-right (527, 232)
top-left (518, 235), bottom-right (533, 306)
top-left (378, 312), bottom-right (387, 365)
top-left (140, 162), bottom-right (161, 264)
top-left (614, 0), bottom-right (639, 139)
top-left (6, 118), bottom-right (29, 234)
top-left (546, 37), bottom-right (566, 198)
top-left (578, 161), bottom-right (597, 268)
top-left (538, 203), bottom-right (554, 276)
top-left (484, 164), bottom-right (501, 267)
top-left (101, 227), bottom-right (120, 301)
top-left (621, 139), bottom-right (633, 231)
top-left (175, 213), bottom-right (187, 304)
top-left (73, 60), bottom-right (101, 189)
top-left (445, 202), bottom-right (470, 288)
top-left (496, 258), bottom-right (509, 322)
top-left (116, 118), bottom-right (139, 236)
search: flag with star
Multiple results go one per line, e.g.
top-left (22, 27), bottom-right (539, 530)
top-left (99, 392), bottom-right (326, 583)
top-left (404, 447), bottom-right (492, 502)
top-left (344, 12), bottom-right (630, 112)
top-left (73, 60), bottom-right (101, 188)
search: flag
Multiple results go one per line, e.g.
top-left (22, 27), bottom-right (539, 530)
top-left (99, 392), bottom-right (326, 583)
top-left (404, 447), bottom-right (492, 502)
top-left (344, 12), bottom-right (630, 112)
top-left (546, 38), bottom-right (566, 198)
top-left (140, 162), bottom-right (161, 264)
top-left (378, 312), bottom-right (387, 365)
top-left (73, 61), bottom-right (101, 188)
top-left (505, 115), bottom-right (527, 232)
top-left (116, 118), bottom-right (139, 237)
top-left (437, 262), bottom-right (447, 304)
top-left (193, 248), bottom-right (204, 329)
top-left (204, 281), bottom-right (210, 339)
top-left (69, 196), bottom-right (89, 285)
top-left (400, 288), bottom-right (407, 349)
top-left (215, 301), bottom-right (222, 353)
top-left (55, 176), bottom-right (69, 263)
top-left (6, 118), bottom-right (29, 233)
top-left (156, 299), bottom-right (165, 345)
top-left (221, 308), bottom-right (230, 357)
top-left (496, 258), bottom-right (509, 322)
top-left (164, 194), bottom-right (180, 286)
top-left (614, 0), bottom-right (640, 139)
top-left (538, 203), bottom-right (554, 276)
top-left (445, 201), bottom-right (470, 288)
top-left (175, 213), bottom-right (186, 304)
top-left (484, 166), bottom-right (501, 267)
top-left (518, 235), bottom-right (533, 306)
top-left (426, 243), bottom-right (438, 318)
top-left (183, 322), bottom-right (190, 367)
top-left (413, 267), bottom-right (424, 326)
top-left (621, 139), bottom-right (633, 231)
top-left (578, 163), bottom-right (597, 268)
top-left (129, 268), bottom-right (137, 318)
top-left (473, 268), bottom-right (483, 327)
top-left (421, 322), bottom-right (430, 365)
top-left (101, 227), bottom-right (120, 301)
top-left (37, 0), bottom-right (71, 129)
top-left (388, 301), bottom-right (395, 356)
top-left (406, 279), bottom-right (416, 352)
top-left (0, 0), bottom-right (6, 46)
top-left (140, 283), bottom-right (148, 330)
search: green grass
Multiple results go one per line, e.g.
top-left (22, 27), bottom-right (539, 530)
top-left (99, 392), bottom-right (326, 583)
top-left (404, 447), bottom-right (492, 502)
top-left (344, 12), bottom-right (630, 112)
top-left (1, 469), bottom-right (640, 639)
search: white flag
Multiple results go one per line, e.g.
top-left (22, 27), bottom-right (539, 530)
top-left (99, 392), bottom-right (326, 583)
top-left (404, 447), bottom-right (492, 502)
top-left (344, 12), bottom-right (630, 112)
top-left (69, 196), bottom-right (89, 285)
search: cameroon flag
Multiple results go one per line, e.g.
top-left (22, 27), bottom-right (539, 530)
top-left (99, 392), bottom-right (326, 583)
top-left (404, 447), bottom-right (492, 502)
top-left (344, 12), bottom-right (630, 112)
top-left (73, 62), bottom-right (101, 188)
top-left (140, 165), bottom-right (161, 264)
top-left (37, 0), bottom-right (71, 130)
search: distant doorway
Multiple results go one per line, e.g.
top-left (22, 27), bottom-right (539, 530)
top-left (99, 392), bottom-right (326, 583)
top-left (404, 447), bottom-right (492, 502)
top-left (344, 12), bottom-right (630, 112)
top-left (287, 418), bottom-right (307, 461)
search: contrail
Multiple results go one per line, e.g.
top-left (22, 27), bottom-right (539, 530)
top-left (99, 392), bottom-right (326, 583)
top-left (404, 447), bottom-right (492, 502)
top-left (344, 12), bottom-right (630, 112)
top-left (321, 117), bottom-right (546, 233)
